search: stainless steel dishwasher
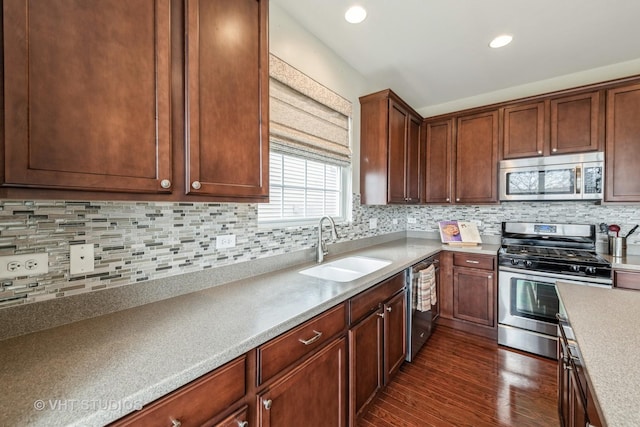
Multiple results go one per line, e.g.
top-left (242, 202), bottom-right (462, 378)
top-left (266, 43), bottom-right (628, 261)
top-left (405, 255), bottom-right (439, 362)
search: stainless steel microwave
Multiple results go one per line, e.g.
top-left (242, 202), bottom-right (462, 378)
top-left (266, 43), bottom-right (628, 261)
top-left (499, 152), bottom-right (604, 201)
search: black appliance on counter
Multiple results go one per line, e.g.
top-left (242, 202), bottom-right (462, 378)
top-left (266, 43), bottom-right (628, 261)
top-left (497, 222), bottom-right (611, 359)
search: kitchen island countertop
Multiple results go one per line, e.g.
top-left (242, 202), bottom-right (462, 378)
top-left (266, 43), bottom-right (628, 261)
top-left (0, 238), bottom-right (498, 426)
top-left (557, 281), bottom-right (640, 427)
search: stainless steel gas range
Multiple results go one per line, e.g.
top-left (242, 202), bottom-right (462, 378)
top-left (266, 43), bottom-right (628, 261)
top-left (497, 222), bottom-right (612, 359)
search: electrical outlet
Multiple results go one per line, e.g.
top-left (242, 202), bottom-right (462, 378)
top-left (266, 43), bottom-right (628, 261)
top-left (407, 217), bottom-right (417, 224)
top-left (392, 218), bottom-right (398, 225)
top-left (0, 253), bottom-right (48, 279)
top-left (369, 218), bottom-right (378, 229)
top-left (217, 234), bottom-right (236, 249)
top-left (70, 244), bottom-right (95, 275)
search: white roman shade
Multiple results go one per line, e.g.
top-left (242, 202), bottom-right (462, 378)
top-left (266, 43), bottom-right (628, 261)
top-left (269, 54), bottom-right (352, 167)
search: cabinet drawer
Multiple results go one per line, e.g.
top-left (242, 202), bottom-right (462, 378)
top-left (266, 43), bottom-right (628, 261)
top-left (453, 253), bottom-right (495, 271)
top-left (614, 270), bottom-right (640, 290)
top-left (350, 272), bottom-right (405, 324)
top-left (113, 356), bottom-right (246, 426)
top-left (258, 302), bottom-right (347, 385)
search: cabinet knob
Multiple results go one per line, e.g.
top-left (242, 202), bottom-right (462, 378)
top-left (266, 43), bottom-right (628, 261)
top-left (537, 150), bottom-right (543, 155)
top-left (386, 306), bottom-right (392, 312)
top-left (160, 179), bottom-right (171, 189)
top-left (263, 399), bottom-right (273, 410)
top-left (376, 312), bottom-right (385, 318)
top-left (170, 419), bottom-right (182, 427)
top-left (552, 148), bottom-right (558, 153)
top-left (237, 421), bottom-right (249, 427)
top-left (456, 198), bottom-right (460, 202)
top-left (191, 181), bottom-right (202, 190)
top-left (446, 198), bottom-right (450, 202)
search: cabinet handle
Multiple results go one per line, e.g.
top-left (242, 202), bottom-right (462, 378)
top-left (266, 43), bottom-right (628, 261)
top-left (191, 181), bottom-right (202, 190)
top-left (160, 179), bottom-right (171, 189)
top-left (237, 421), bottom-right (249, 427)
top-left (377, 312), bottom-right (385, 318)
top-left (298, 330), bottom-right (322, 345)
top-left (465, 260), bottom-right (480, 264)
top-left (386, 306), bottom-right (392, 312)
top-left (263, 399), bottom-right (273, 410)
top-left (170, 419), bottom-right (182, 427)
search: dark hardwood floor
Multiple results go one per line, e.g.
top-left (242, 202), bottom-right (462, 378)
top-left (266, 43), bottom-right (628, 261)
top-left (358, 326), bottom-right (559, 427)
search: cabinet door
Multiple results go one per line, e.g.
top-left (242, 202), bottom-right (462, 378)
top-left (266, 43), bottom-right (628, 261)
top-left (3, 0), bottom-right (172, 193)
top-left (387, 99), bottom-right (409, 203)
top-left (455, 110), bottom-right (499, 204)
top-left (405, 115), bottom-right (422, 203)
top-left (424, 119), bottom-right (453, 204)
top-left (348, 310), bottom-right (383, 422)
top-left (258, 337), bottom-right (347, 427)
top-left (185, 0), bottom-right (268, 199)
top-left (605, 83), bottom-right (640, 202)
top-left (383, 291), bottom-right (406, 384)
top-left (550, 91), bottom-right (601, 155)
top-left (502, 102), bottom-right (545, 159)
top-left (569, 368), bottom-right (588, 427)
top-left (558, 338), bottom-right (570, 427)
top-left (452, 267), bottom-right (495, 327)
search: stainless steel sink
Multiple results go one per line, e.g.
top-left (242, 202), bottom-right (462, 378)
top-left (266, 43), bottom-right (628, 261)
top-left (299, 256), bottom-right (392, 282)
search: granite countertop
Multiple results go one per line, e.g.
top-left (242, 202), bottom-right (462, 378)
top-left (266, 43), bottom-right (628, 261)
top-left (0, 238), bottom-right (499, 426)
top-left (557, 282), bottom-right (640, 427)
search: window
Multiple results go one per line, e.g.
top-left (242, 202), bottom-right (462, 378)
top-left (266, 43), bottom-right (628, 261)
top-left (258, 152), bottom-right (346, 224)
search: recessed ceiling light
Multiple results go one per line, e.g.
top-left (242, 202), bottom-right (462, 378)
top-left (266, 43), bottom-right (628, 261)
top-left (489, 34), bottom-right (513, 48)
top-left (345, 5), bottom-right (367, 24)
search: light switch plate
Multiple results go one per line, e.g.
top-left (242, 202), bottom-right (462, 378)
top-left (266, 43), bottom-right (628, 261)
top-left (70, 244), bottom-right (95, 275)
top-left (369, 218), bottom-right (378, 229)
top-left (407, 217), bottom-right (417, 224)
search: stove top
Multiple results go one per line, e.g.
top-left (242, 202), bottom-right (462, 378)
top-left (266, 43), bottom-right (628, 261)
top-left (499, 222), bottom-right (612, 280)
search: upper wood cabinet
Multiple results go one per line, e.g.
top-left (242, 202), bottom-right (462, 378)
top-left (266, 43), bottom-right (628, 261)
top-left (2, 0), bottom-right (269, 202)
top-left (502, 91), bottom-right (603, 159)
top-left (423, 111), bottom-right (498, 205)
top-left (185, 0), bottom-right (268, 199)
top-left (455, 110), bottom-right (499, 204)
top-left (424, 119), bottom-right (453, 204)
top-left (3, 0), bottom-right (172, 194)
top-left (605, 83), bottom-right (640, 202)
top-left (360, 89), bottom-right (422, 205)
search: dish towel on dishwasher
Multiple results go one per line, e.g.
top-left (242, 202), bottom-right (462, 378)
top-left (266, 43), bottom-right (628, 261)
top-left (416, 264), bottom-right (437, 312)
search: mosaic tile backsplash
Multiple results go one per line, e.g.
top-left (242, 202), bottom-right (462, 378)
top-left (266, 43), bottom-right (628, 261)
top-left (1, 196), bottom-right (638, 309)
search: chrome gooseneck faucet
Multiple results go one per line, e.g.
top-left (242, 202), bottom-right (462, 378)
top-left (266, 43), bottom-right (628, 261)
top-left (317, 216), bottom-right (338, 263)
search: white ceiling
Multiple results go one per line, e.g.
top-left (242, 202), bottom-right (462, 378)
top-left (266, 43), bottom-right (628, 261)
top-left (271, 0), bottom-right (640, 114)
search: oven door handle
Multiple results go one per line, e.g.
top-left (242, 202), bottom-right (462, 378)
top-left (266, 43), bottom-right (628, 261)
top-left (575, 166), bottom-right (582, 194)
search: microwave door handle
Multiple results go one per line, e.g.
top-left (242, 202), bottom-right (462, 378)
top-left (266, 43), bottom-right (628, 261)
top-left (575, 167), bottom-right (581, 194)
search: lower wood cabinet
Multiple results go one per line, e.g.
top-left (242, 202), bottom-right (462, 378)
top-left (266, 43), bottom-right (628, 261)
top-left (111, 356), bottom-right (246, 427)
top-left (558, 324), bottom-right (603, 427)
top-left (613, 269), bottom-right (640, 290)
top-left (438, 251), bottom-right (497, 339)
top-left (257, 337), bottom-right (347, 427)
top-left (348, 272), bottom-right (406, 424)
top-left (113, 275), bottom-right (408, 427)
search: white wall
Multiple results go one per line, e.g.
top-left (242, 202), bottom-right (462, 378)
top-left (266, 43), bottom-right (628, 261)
top-left (269, 2), bottom-right (368, 192)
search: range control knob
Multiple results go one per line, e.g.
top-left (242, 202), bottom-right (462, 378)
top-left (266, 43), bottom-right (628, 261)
top-left (569, 265), bottom-right (581, 273)
top-left (510, 258), bottom-right (520, 266)
top-left (523, 260), bottom-right (533, 268)
top-left (585, 266), bottom-right (597, 275)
